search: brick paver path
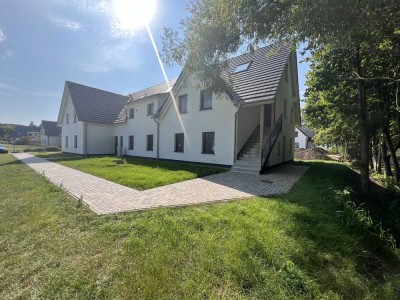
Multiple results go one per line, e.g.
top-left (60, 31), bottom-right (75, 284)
top-left (13, 153), bottom-right (308, 215)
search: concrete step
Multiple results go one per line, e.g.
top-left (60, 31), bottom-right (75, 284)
top-left (239, 153), bottom-right (259, 159)
top-left (231, 166), bottom-right (260, 175)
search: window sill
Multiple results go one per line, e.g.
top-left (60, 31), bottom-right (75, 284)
top-left (146, 149), bottom-right (154, 152)
top-left (199, 108), bottom-right (212, 111)
top-left (174, 150), bottom-right (184, 153)
top-left (201, 151), bottom-right (215, 155)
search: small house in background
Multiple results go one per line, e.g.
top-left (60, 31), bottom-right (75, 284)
top-left (295, 126), bottom-right (315, 149)
top-left (40, 120), bottom-right (62, 147)
top-left (11, 125), bottom-right (40, 144)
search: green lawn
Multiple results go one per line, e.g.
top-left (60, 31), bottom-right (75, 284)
top-left (33, 153), bottom-right (228, 190)
top-left (0, 154), bottom-right (399, 299)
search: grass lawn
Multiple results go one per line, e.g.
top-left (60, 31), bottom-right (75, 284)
top-left (1, 154), bottom-right (399, 299)
top-left (33, 153), bottom-right (228, 190)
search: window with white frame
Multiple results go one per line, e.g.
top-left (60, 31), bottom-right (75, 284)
top-left (200, 90), bottom-right (212, 110)
top-left (129, 108), bottom-right (135, 119)
top-left (175, 133), bottom-right (184, 152)
top-left (146, 134), bottom-right (153, 151)
top-left (179, 95), bottom-right (187, 113)
top-left (128, 135), bottom-right (134, 150)
top-left (147, 103), bottom-right (154, 116)
top-left (202, 132), bottom-right (215, 154)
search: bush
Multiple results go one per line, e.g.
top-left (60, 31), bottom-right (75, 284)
top-left (23, 146), bottom-right (61, 152)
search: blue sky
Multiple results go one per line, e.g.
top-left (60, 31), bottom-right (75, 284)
top-left (0, 0), bottom-right (308, 126)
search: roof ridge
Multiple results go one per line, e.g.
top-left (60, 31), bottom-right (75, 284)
top-left (66, 81), bottom-right (127, 97)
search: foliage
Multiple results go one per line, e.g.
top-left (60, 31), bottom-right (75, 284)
top-left (335, 188), bottom-right (396, 248)
top-left (0, 123), bottom-right (17, 139)
top-left (1, 155), bottom-right (399, 299)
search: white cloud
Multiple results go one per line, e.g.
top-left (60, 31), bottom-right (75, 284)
top-left (0, 29), bottom-right (6, 42)
top-left (48, 14), bottom-right (83, 31)
top-left (0, 82), bottom-right (19, 92)
top-left (0, 49), bottom-right (15, 60)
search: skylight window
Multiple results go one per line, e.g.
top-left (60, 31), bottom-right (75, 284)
top-left (233, 61), bottom-right (251, 73)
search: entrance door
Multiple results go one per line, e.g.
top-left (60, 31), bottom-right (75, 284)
top-left (282, 136), bottom-right (286, 162)
top-left (114, 136), bottom-right (118, 155)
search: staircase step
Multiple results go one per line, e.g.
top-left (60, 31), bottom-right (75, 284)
top-left (231, 166), bottom-right (260, 175)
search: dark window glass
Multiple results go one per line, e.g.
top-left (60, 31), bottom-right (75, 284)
top-left (175, 133), bottom-right (184, 152)
top-left (65, 136), bottom-right (68, 148)
top-left (128, 135), bottom-right (134, 150)
top-left (179, 95), bottom-right (187, 113)
top-left (147, 135), bottom-right (153, 151)
top-left (202, 132), bottom-right (215, 154)
top-left (147, 103), bottom-right (154, 115)
top-left (129, 108), bottom-right (135, 119)
top-left (74, 135), bottom-right (77, 148)
top-left (200, 90), bottom-right (212, 110)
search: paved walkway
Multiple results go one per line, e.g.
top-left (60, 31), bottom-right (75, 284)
top-left (13, 153), bottom-right (309, 215)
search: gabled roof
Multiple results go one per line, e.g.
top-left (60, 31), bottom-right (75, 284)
top-left (41, 120), bottom-right (61, 136)
top-left (11, 125), bottom-right (39, 138)
top-left (297, 127), bottom-right (316, 138)
top-left (65, 81), bottom-right (128, 124)
top-left (128, 79), bottom-right (177, 103)
top-left (222, 42), bottom-right (290, 104)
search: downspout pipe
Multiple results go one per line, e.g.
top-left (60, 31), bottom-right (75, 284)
top-left (153, 118), bottom-right (160, 160)
top-left (84, 121), bottom-right (88, 158)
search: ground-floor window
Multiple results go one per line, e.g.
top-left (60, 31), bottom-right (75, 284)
top-left (202, 132), bottom-right (215, 154)
top-left (289, 138), bottom-right (292, 154)
top-left (128, 135), bottom-right (134, 150)
top-left (146, 134), bottom-right (153, 151)
top-left (295, 142), bottom-right (299, 148)
top-left (174, 133), bottom-right (184, 152)
top-left (74, 135), bottom-right (77, 148)
top-left (65, 136), bottom-right (68, 148)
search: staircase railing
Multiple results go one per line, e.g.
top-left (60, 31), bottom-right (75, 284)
top-left (261, 114), bottom-right (282, 166)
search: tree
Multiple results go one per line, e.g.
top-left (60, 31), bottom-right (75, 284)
top-left (162, 0), bottom-right (400, 194)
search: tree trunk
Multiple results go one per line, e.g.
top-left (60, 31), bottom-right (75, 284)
top-left (354, 48), bottom-right (370, 195)
top-left (377, 144), bottom-right (382, 174)
top-left (381, 141), bottom-right (393, 178)
top-left (384, 129), bottom-right (400, 182)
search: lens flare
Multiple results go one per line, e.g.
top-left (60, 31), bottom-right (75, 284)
top-left (113, 0), bottom-right (156, 34)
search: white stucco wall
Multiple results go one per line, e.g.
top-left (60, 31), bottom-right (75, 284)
top-left (158, 74), bottom-right (237, 166)
top-left (113, 95), bottom-right (159, 158)
top-left (87, 123), bottom-right (114, 154)
top-left (295, 127), bottom-right (308, 149)
top-left (61, 93), bottom-right (84, 154)
top-left (267, 54), bottom-right (298, 166)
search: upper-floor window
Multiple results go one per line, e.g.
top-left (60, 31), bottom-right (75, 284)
top-left (179, 95), bottom-right (187, 114)
top-left (200, 90), bottom-right (212, 110)
top-left (175, 133), bottom-right (184, 152)
top-left (66, 113), bottom-right (70, 125)
top-left (147, 103), bottom-right (154, 116)
top-left (73, 111), bottom-right (77, 123)
top-left (129, 108), bottom-right (135, 119)
top-left (295, 131), bottom-right (298, 137)
top-left (202, 132), bottom-right (215, 154)
top-left (233, 61), bottom-right (251, 73)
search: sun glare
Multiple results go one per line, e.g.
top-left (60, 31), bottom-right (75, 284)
top-left (113, 0), bottom-right (156, 34)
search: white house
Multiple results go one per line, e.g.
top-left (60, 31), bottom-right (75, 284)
top-left (57, 42), bottom-right (301, 174)
top-left (295, 126), bottom-right (315, 149)
top-left (40, 120), bottom-right (62, 147)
